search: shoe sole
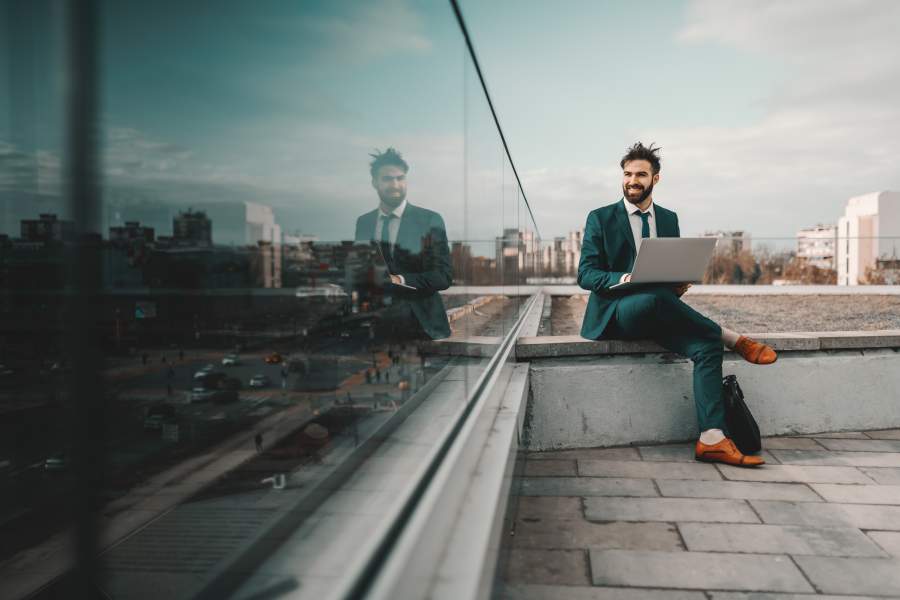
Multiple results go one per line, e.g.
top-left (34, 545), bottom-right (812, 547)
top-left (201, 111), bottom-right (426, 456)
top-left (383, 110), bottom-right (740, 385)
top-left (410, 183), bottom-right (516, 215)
top-left (695, 455), bottom-right (764, 468)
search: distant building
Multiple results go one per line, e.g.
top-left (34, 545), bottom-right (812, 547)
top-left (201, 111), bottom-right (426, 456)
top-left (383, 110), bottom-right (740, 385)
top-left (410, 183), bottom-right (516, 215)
top-left (109, 221), bottom-right (155, 247)
top-left (874, 258), bottom-right (900, 285)
top-left (837, 191), bottom-right (900, 285)
top-left (796, 224), bottom-right (837, 270)
top-left (542, 229), bottom-right (582, 276)
top-left (700, 230), bottom-right (751, 256)
top-left (173, 209), bottom-right (212, 246)
top-left (451, 242), bottom-right (472, 283)
top-left (20, 213), bottom-right (76, 244)
top-left (495, 228), bottom-right (542, 284)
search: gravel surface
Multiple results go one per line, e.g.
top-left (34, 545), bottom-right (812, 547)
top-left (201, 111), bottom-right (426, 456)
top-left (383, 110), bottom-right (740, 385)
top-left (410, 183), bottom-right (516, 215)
top-left (550, 294), bottom-right (900, 336)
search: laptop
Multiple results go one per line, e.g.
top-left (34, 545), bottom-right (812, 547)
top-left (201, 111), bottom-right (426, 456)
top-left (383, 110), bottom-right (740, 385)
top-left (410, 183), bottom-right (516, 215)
top-left (609, 237), bottom-right (717, 290)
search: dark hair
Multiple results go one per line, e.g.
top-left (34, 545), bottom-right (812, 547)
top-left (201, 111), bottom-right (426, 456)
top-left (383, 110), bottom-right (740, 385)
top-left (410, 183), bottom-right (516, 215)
top-left (620, 142), bottom-right (661, 175)
top-left (369, 147), bottom-right (409, 179)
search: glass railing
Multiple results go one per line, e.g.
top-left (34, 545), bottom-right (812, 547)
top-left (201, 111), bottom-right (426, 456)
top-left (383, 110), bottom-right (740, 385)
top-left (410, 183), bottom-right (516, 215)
top-left (0, 1), bottom-right (540, 599)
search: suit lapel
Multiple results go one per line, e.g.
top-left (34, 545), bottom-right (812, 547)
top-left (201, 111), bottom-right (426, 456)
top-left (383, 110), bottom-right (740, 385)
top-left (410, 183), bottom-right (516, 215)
top-left (615, 200), bottom-right (637, 256)
top-left (654, 206), bottom-right (675, 237)
top-left (394, 204), bottom-right (419, 254)
top-left (360, 209), bottom-right (379, 242)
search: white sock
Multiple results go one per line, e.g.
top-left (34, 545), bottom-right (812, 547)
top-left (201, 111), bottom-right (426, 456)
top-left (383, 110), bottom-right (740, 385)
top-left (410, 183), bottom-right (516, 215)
top-left (721, 327), bottom-right (740, 349)
top-left (699, 428), bottom-right (726, 445)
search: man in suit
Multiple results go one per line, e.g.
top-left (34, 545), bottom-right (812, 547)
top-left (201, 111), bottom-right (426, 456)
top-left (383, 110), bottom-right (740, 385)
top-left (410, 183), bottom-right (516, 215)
top-left (578, 142), bottom-right (777, 467)
top-left (354, 147), bottom-right (452, 342)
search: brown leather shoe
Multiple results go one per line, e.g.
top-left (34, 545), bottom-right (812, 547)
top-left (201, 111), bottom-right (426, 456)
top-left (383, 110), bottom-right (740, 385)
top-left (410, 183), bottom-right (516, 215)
top-left (695, 438), bottom-right (765, 467)
top-left (734, 336), bottom-right (778, 365)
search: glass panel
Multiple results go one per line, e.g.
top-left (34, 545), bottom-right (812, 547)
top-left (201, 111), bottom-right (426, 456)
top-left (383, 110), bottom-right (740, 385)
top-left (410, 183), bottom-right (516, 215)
top-left (2, 1), bottom-right (546, 598)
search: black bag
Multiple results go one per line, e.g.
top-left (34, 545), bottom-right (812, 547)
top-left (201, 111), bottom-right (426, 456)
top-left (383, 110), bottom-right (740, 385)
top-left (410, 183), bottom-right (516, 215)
top-left (722, 374), bottom-right (761, 454)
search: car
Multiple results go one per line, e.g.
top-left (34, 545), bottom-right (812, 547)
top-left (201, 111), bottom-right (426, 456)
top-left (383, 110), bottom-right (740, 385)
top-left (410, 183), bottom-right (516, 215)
top-left (264, 352), bottom-right (283, 364)
top-left (193, 364), bottom-right (217, 379)
top-left (143, 414), bottom-right (166, 430)
top-left (44, 454), bottom-right (69, 471)
top-left (221, 354), bottom-right (240, 366)
top-left (190, 387), bottom-right (217, 402)
top-left (249, 374), bottom-right (270, 388)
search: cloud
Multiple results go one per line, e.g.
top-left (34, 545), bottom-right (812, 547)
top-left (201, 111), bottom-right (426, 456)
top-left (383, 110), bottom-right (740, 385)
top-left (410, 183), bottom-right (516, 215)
top-left (632, 0), bottom-right (900, 239)
top-left (260, 0), bottom-right (432, 66)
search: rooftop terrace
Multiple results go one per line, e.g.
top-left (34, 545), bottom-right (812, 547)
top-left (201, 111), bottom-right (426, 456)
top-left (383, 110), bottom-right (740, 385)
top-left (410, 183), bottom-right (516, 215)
top-left (499, 429), bottom-right (900, 598)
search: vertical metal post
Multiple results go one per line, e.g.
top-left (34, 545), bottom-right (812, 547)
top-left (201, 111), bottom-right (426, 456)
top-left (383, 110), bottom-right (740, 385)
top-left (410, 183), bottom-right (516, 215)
top-left (64, 0), bottom-right (104, 596)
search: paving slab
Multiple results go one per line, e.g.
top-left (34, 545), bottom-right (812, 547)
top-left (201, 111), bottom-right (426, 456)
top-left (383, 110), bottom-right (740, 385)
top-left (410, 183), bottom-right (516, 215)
top-left (751, 500), bottom-right (900, 530)
top-left (760, 437), bottom-right (825, 450)
top-left (589, 549), bottom-right (813, 593)
top-left (523, 459), bottom-right (577, 477)
top-left (867, 531), bottom-right (900, 558)
top-left (639, 444), bottom-right (777, 464)
top-left (810, 483), bottom-right (900, 505)
top-left (793, 555), bottom-right (900, 596)
top-left (678, 523), bottom-right (886, 557)
top-left (504, 549), bottom-right (590, 586)
top-left (498, 583), bottom-right (705, 600)
top-left (716, 464), bottom-right (873, 484)
top-left (709, 593), bottom-right (895, 600)
top-left (859, 467), bottom-right (900, 485)
top-left (512, 496), bottom-right (583, 520)
top-left (771, 450), bottom-right (900, 467)
top-left (517, 477), bottom-right (657, 498)
top-left (865, 429), bottom-right (900, 440)
top-left (526, 447), bottom-right (641, 461)
top-left (512, 518), bottom-right (682, 551)
top-left (816, 438), bottom-right (900, 453)
top-left (806, 431), bottom-right (872, 439)
top-left (656, 479), bottom-right (822, 502)
top-left (584, 497), bottom-right (759, 524)
top-left (577, 460), bottom-right (721, 480)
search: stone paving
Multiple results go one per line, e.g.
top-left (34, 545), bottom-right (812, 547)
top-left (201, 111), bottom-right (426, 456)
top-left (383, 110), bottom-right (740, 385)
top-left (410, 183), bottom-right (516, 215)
top-left (498, 430), bottom-right (900, 599)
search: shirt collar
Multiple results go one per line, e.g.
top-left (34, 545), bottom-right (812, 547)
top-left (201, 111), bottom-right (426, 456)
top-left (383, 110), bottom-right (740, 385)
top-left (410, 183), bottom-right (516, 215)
top-left (379, 198), bottom-right (408, 219)
top-left (621, 197), bottom-right (654, 217)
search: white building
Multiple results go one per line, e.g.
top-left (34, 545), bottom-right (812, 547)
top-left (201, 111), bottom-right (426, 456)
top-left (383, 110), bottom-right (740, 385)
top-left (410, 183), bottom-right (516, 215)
top-left (837, 191), bottom-right (900, 285)
top-left (797, 225), bottom-right (837, 270)
top-left (700, 230), bottom-right (751, 255)
top-left (541, 229), bottom-right (582, 276)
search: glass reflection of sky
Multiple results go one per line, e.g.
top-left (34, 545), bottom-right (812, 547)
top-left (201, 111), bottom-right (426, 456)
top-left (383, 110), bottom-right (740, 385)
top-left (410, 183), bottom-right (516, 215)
top-left (2, 0), bottom-right (531, 252)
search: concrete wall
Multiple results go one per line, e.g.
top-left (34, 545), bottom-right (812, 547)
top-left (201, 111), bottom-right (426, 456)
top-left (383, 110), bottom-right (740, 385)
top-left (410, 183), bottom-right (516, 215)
top-left (526, 349), bottom-right (900, 450)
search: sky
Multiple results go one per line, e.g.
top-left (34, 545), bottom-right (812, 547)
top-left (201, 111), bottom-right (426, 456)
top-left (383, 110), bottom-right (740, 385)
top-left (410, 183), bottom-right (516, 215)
top-left (2, 0), bottom-right (900, 248)
top-left (462, 0), bottom-right (900, 241)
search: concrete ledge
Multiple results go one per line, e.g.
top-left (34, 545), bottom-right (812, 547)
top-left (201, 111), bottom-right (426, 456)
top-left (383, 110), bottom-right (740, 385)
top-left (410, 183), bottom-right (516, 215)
top-left (446, 295), bottom-right (501, 322)
top-left (517, 331), bottom-right (900, 359)
top-left (526, 349), bottom-right (900, 450)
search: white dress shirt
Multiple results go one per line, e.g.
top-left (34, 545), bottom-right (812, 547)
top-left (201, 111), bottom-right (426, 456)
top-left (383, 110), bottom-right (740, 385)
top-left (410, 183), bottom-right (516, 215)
top-left (622, 197), bottom-right (657, 251)
top-left (373, 198), bottom-right (408, 285)
top-left (620, 197), bottom-right (657, 283)
top-left (374, 198), bottom-right (408, 246)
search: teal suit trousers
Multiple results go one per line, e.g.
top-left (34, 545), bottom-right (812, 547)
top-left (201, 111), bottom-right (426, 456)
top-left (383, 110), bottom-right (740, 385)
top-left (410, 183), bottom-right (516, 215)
top-left (605, 285), bottom-right (728, 433)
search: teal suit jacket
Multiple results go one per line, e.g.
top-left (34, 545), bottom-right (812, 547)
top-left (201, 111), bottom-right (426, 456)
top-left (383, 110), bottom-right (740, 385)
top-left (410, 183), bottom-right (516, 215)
top-left (355, 203), bottom-right (452, 340)
top-left (578, 199), bottom-right (680, 339)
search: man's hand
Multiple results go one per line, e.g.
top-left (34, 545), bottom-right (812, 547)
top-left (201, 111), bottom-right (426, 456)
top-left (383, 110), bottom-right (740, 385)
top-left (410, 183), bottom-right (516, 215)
top-left (622, 273), bottom-right (632, 283)
top-left (389, 274), bottom-right (403, 285)
top-left (673, 282), bottom-right (691, 297)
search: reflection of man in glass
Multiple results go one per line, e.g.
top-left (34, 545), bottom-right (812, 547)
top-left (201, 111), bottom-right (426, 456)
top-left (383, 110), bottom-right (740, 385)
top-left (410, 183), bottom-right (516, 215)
top-left (354, 148), bottom-right (452, 341)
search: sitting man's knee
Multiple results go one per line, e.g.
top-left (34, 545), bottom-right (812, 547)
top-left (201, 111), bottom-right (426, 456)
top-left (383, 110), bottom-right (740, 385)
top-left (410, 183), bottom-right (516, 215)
top-left (691, 339), bottom-right (723, 362)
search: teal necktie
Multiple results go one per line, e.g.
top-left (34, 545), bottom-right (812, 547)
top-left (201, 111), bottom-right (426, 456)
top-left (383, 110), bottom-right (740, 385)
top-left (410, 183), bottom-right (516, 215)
top-left (379, 213), bottom-right (396, 265)
top-left (639, 212), bottom-right (651, 239)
